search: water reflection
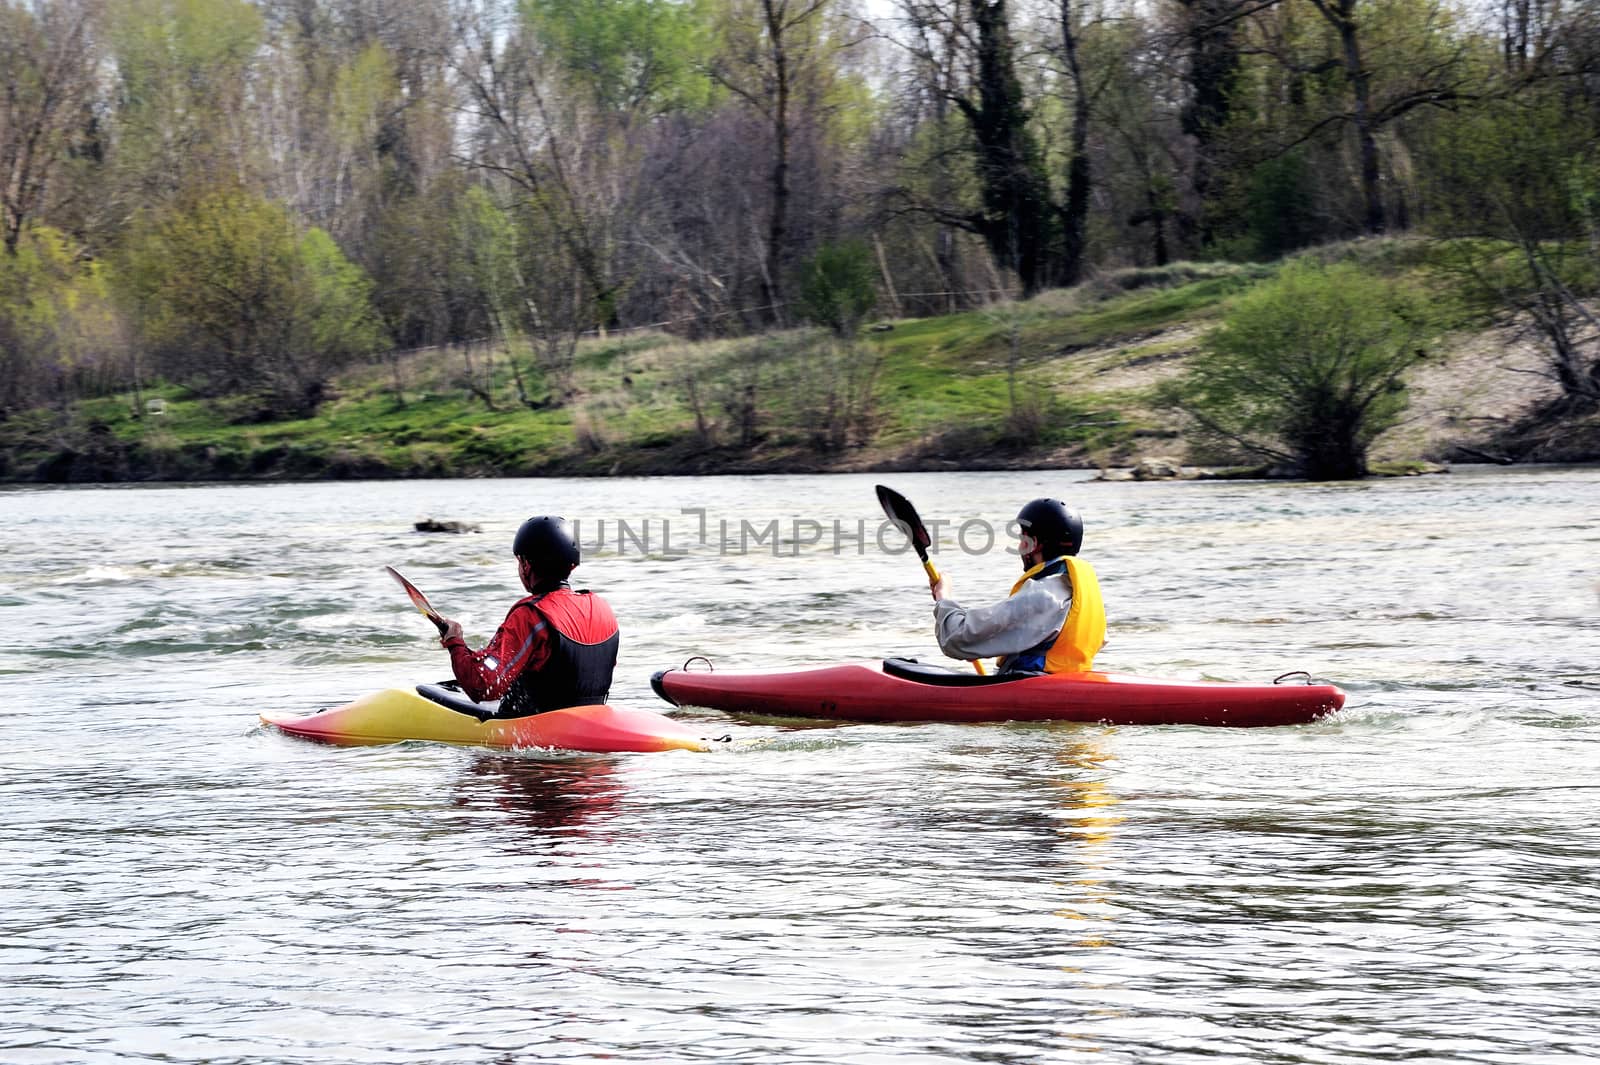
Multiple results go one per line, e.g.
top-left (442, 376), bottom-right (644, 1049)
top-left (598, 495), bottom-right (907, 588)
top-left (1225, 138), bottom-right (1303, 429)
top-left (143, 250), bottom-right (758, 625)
top-left (452, 754), bottom-right (626, 837)
top-left (1052, 738), bottom-right (1122, 952)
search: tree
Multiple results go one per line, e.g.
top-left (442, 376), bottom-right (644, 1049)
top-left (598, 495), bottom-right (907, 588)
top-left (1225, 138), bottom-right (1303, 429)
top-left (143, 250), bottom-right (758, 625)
top-left (367, 177), bottom-right (483, 353)
top-left (709, 0), bottom-right (854, 321)
top-left (0, 0), bottom-right (101, 256)
top-left (251, 0), bottom-right (458, 273)
top-left (1094, 18), bottom-right (1188, 266)
top-left (452, 183), bottom-right (592, 409)
top-left (525, 0), bottom-right (716, 115)
top-left (1166, 0), bottom-right (1245, 248)
top-left (892, 0), bottom-right (1073, 295)
top-left (1422, 90), bottom-right (1600, 411)
top-left (452, 0), bottom-right (642, 332)
top-left (104, 0), bottom-right (265, 207)
top-left (963, 0), bottom-right (1058, 295)
top-left (0, 224), bottom-right (126, 412)
top-left (1162, 260), bottom-right (1437, 479)
top-left (887, 2), bottom-right (971, 311)
top-left (1051, 0), bottom-right (1096, 284)
top-left (1251, 0), bottom-right (1479, 237)
top-left (797, 238), bottom-right (878, 337)
top-left (627, 107), bottom-right (777, 332)
top-left (120, 188), bottom-right (384, 415)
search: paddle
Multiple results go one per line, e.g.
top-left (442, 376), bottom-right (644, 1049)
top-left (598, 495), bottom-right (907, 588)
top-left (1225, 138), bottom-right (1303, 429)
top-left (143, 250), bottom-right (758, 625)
top-left (874, 484), bottom-right (987, 675)
top-left (385, 565), bottom-right (448, 635)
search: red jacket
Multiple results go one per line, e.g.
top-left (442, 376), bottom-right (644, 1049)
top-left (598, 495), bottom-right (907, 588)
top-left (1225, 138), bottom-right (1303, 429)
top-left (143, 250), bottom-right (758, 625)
top-left (444, 586), bottom-right (619, 715)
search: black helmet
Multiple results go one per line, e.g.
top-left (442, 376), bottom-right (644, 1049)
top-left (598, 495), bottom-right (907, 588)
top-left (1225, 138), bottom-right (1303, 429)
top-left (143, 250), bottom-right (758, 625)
top-left (512, 515), bottom-right (580, 575)
top-left (1017, 498), bottom-right (1084, 556)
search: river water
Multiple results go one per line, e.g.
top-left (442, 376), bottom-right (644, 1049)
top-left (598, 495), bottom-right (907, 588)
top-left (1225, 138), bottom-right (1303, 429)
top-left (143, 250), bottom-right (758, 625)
top-left (2, 467), bottom-right (1597, 1064)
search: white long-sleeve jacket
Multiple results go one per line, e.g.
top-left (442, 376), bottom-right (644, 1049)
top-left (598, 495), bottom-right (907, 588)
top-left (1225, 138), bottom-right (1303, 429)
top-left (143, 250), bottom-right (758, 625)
top-left (932, 572), bottom-right (1073, 661)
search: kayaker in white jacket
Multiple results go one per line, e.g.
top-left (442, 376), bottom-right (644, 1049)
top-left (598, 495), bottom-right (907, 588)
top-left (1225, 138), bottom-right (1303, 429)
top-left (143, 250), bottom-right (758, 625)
top-left (931, 498), bottom-right (1107, 674)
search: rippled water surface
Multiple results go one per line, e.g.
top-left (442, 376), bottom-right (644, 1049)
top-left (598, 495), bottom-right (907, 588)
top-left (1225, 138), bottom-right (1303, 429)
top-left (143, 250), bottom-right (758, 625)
top-left (3, 468), bottom-right (1598, 1064)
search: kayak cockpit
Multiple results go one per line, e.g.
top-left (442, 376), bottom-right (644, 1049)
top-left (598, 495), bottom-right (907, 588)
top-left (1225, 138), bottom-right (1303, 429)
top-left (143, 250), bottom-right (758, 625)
top-left (415, 682), bottom-right (501, 721)
top-left (880, 657), bottom-right (1034, 687)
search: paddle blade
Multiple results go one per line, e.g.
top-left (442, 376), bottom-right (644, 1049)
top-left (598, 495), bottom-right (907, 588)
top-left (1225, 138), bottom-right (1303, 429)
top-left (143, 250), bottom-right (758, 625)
top-left (874, 484), bottom-right (932, 561)
top-left (385, 566), bottom-right (446, 632)
top-left (875, 485), bottom-right (983, 678)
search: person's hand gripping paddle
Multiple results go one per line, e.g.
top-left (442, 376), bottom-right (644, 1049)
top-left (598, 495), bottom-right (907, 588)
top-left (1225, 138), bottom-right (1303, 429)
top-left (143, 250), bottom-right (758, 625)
top-left (874, 484), bottom-right (987, 675)
top-left (385, 565), bottom-right (449, 636)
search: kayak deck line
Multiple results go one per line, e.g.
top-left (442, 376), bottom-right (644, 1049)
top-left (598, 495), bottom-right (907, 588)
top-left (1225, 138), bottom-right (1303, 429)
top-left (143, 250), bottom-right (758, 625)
top-left (261, 686), bottom-right (714, 753)
top-left (652, 658), bottom-right (1346, 728)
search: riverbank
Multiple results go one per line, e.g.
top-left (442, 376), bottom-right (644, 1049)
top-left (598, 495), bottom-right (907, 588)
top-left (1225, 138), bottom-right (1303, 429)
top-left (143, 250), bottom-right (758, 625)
top-left (4, 244), bottom-right (1596, 484)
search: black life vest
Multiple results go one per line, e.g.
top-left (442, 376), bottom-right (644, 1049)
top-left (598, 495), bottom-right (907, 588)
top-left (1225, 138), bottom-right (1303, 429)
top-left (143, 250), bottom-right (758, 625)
top-left (501, 587), bottom-right (620, 716)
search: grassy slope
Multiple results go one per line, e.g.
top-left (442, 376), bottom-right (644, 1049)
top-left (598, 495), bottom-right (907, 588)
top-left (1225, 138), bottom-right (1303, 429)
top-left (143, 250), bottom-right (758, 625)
top-left (3, 240), bottom-right (1586, 482)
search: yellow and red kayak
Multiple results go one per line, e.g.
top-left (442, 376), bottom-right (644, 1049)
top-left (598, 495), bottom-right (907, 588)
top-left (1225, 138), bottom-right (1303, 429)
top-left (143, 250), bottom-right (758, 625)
top-left (262, 685), bottom-right (711, 753)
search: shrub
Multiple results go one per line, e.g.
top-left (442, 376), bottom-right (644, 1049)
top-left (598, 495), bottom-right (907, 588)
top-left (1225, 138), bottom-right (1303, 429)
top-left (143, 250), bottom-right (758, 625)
top-left (1160, 261), bottom-right (1438, 480)
top-left (796, 240), bottom-right (879, 338)
top-left (119, 189), bottom-right (385, 418)
top-left (0, 226), bottom-right (127, 410)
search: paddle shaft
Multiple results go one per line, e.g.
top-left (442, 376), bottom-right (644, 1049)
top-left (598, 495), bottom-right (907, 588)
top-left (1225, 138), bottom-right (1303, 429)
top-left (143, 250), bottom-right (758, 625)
top-left (875, 485), bottom-right (987, 676)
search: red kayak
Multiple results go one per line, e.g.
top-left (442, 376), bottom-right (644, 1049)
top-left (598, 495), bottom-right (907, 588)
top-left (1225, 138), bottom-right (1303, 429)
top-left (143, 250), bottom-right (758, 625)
top-left (652, 658), bottom-right (1345, 728)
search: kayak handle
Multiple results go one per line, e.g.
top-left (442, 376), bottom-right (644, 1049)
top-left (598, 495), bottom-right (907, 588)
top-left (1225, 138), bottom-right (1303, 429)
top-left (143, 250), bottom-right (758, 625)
top-left (683, 656), bottom-right (715, 672)
top-left (1273, 671), bottom-right (1313, 685)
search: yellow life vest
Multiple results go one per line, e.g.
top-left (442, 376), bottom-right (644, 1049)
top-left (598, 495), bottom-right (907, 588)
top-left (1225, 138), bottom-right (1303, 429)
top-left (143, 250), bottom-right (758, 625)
top-left (1000, 556), bottom-right (1106, 673)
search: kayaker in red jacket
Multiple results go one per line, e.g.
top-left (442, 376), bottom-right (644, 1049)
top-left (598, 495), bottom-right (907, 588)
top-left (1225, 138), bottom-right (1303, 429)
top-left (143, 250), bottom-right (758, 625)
top-left (436, 515), bottom-right (620, 716)
top-left (930, 498), bottom-right (1106, 674)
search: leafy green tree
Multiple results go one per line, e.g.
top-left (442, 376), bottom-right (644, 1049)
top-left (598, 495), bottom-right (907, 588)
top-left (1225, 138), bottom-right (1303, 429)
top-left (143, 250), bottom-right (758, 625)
top-left (368, 179), bottom-right (483, 351)
top-left (0, 225), bottom-right (126, 411)
top-left (1421, 90), bottom-right (1600, 411)
top-left (452, 184), bottom-right (526, 407)
top-left (105, 0), bottom-right (265, 203)
top-left (1162, 260), bottom-right (1437, 479)
top-left (299, 227), bottom-right (387, 365)
top-left (1242, 150), bottom-right (1320, 259)
top-left (359, 177), bottom-right (491, 409)
top-left (506, 191), bottom-right (597, 407)
top-left (454, 186), bottom-right (520, 337)
top-left (120, 188), bottom-right (384, 416)
top-left (1229, 0), bottom-right (1481, 239)
top-left (452, 184), bottom-right (590, 409)
top-left (524, 0), bottom-right (716, 115)
top-left (797, 239), bottom-right (878, 338)
top-left (323, 40), bottom-right (403, 235)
